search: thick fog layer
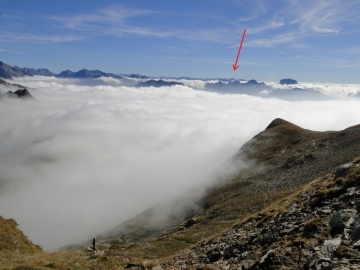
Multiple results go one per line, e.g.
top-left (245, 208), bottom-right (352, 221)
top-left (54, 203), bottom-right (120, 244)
top-left (1, 76), bottom-right (360, 250)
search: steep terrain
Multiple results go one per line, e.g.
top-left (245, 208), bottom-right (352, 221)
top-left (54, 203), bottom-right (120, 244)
top-left (2, 118), bottom-right (360, 269)
top-left (0, 78), bottom-right (27, 91)
top-left (163, 158), bottom-right (360, 269)
top-left (3, 89), bottom-right (33, 98)
top-left (0, 216), bottom-right (41, 254)
top-left (0, 78), bottom-right (33, 98)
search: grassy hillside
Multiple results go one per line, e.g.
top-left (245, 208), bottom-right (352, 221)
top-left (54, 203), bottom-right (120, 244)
top-left (0, 216), bottom-right (41, 254)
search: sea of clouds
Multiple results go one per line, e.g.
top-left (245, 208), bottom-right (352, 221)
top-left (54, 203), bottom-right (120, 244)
top-left (1, 76), bottom-right (360, 250)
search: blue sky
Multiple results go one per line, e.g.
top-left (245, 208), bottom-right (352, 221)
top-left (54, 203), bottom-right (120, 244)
top-left (1, 0), bottom-right (360, 83)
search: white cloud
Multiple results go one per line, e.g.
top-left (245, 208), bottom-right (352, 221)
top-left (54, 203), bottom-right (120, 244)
top-left (94, 76), bottom-right (122, 86)
top-left (265, 81), bottom-right (360, 98)
top-left (1, 76), bottom-right (360, 251)
top-left (247, 22), bottom-right (284, 33)
top-left (246, 31), bottom-right (300, 47)
top-left (0, 32), bottom-right (83, 43)
top-left (51, 6), bottom-right (234, 43)
top-left (244, 0), bottom-right (360, 48)
top-left (52, 6), bottom-right (154, 26)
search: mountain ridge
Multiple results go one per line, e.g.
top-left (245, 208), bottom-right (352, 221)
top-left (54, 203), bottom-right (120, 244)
top-left (0, 60), bottom-right (145, 80)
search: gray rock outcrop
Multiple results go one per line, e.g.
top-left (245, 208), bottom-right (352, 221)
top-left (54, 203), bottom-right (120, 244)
top-left (162, 161), bottom-right (360, 269)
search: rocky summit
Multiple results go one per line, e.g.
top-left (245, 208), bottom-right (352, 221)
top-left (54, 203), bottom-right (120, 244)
top-left (4, 89), bottom-right (33, 98)
top-left (0, 78), bottom-right (30, 98)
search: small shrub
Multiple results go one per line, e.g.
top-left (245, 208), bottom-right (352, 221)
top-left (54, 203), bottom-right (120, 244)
top-left (100, 256), bottom-right (108, 262)
top-left (44, 262), bottom-right (56, 268)
top-left (303, 217), bottom-right (321, 237)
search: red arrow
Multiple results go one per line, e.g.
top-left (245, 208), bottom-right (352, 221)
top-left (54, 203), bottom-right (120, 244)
top-left (233, 29), bottom-right (246, 71)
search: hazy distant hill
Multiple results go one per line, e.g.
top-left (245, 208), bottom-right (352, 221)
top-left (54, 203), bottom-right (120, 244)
top-left (135, 79), bottom-right (184, 88)
top-left (21, 67), bottom-right (55, 77)
top-left (204, 79), bottom-right (330, 101)
top-left (270, 87), bottom-right (330, 101)
top-left (205, 79), bottom-right (270, 94)
top-left (56, 69), bottom-right (76, 78)
top-left (279, 78), bottom-right (298, 85)
top-left (126, 74), bottom-right (148, 79)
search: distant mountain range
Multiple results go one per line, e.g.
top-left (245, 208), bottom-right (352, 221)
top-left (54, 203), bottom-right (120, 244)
top-left (204, 79), bottom-right (330, 101)
top-left (0, 60), bottom-right (246, 82)
top-left (0, 61), bottom-right (55, 78)
top-left (0, 60), bottom-right (148, 80)
top-left (0, 60), bottom-right (334, 101)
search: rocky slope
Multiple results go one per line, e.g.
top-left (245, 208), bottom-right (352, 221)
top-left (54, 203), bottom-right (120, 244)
top-left (0, 78), bottom-right (27, 90)
top-left (0, 78), bottom-right (32, 98)
top-left (194, 118), bottom-right (360, 229)
top-left (2, 89), bottom-right (33, 99)
top-left (163, 158), bottom-right (360, 269)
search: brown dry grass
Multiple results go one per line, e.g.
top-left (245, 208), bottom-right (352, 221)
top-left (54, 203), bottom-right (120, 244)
top-left (0, 250), bottom-right (118, 270)
top-left (0, 217), bottom-right (42, 254)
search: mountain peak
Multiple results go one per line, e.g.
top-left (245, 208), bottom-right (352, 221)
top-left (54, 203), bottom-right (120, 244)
top-left (265, 118), bottom-right (302, 130)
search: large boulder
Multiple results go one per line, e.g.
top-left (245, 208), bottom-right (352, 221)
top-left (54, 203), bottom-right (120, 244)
top-left (351, 216), bottom-right (360, 241)
top-left (329, 209), bottom-right (357, 230)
